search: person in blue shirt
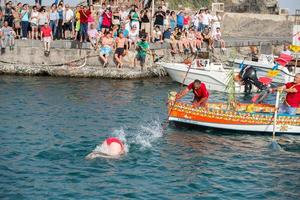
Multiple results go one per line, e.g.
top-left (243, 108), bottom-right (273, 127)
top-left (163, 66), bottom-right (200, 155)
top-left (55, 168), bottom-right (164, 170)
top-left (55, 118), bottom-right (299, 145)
top-left (163, 28), bottom-right (172, 42)
top-left (176, 11), bottom-right (184, 30)
top-left (56, 3), bottom-right (64, 39)
top-left (119, 23), bottom-right (129, 38)
top-left (20, 4), bottom-right (30, 39)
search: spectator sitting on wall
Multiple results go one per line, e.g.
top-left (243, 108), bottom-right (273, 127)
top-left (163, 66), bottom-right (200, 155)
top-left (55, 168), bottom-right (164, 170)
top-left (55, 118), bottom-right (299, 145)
top-left (0, 21), bottom-right (16, 51)
top-left (152, 25), bottom-right (162, 43)
top-left (41, 22), bottom-right (53, 55)
top-left (212, 27), bottom-right (226, 51)
top-left (128, 25), bottom-right (139, 49)
top-left (119, 23), bottom-right (129, 38)
top-left (202, 27), bottom-right (213, 50)
top-left (88, 23), bottom-right (99, 50)
top-left (163, 27), bottom-right (172, 43)
top-left (99, 30), bottom-right (114, 68)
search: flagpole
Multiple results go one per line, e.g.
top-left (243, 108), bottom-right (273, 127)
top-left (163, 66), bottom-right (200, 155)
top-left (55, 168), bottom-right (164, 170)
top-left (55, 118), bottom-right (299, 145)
top-left (150, 0), bottom-right (154, 37)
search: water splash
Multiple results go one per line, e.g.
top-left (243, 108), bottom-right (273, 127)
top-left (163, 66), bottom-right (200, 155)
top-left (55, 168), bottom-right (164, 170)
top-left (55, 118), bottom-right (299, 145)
top-left (269, 139), bottom-right (282, 151)
top-left (89, 119), bottom-right (163, 157)
top-left (132, 120), bottom-right (163, 149)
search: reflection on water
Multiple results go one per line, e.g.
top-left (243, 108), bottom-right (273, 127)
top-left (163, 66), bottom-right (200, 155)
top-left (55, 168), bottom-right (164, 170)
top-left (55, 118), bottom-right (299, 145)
top-left (0, 75), bottom-right (299, 200)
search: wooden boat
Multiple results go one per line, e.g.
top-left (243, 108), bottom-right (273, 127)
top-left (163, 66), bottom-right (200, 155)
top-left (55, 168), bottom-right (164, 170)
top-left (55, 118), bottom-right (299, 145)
top-left (167, 92), bottom-right (300, 134)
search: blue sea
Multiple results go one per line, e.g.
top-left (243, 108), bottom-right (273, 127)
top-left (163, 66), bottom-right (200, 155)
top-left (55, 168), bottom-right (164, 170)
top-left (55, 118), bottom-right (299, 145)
top-left (0, 76), bottom-right (299, 200)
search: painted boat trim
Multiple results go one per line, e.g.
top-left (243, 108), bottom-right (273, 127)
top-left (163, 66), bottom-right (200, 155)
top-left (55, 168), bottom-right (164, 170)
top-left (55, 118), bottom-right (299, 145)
top-left (169, 116), bottom-right (300, 134)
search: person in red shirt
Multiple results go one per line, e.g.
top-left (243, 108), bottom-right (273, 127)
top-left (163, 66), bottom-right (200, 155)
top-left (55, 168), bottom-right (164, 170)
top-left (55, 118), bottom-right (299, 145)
top-left (176, 79), bottom-right (209, 107)
top-left (79, 6), bottom-right (91, 42)
top-left (101, 7), bottom-right (112, 32)
top-left (278, 73), bottom-right (300, 115)
top-left (41, 22), bottom-right (52, 54)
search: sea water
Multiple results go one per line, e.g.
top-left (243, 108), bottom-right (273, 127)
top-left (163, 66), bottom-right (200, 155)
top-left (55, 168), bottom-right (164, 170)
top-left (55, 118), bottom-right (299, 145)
top-left (0, 76), bottom-right (299, 200)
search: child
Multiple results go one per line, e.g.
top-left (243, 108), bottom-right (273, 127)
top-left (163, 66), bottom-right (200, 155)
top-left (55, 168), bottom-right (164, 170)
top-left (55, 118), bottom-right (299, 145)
top-left (134, 35), bottom-right (150, 71)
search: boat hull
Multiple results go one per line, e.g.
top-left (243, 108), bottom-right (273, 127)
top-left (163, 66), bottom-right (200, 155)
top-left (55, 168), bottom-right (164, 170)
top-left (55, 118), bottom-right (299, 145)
top-left (169, 117), bottom-right (300, 134)
top-left (162, 63), bottom-right (244, 93)
top-left (168, 100), bottom-right (300, 134)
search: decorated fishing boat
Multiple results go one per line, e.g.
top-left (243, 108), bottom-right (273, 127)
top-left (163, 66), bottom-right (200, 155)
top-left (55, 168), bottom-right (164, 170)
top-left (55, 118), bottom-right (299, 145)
top-left (167, 92), bottom-right (300, 134)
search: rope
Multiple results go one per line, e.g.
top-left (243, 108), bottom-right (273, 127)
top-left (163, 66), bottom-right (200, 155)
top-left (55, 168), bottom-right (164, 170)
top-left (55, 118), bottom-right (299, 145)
top-left (0, 53), bottom-right (98, 67)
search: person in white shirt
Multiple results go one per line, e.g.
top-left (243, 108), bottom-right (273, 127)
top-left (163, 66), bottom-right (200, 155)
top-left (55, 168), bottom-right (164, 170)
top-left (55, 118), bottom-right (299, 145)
top-left (212, 27), bottom-right (225, 51)
top-left (202, 9), bottom-right (210, 29)
top-left (64, 4), bottom-right (74, 39)
top-left (128, 25), bottom-right (139, 49)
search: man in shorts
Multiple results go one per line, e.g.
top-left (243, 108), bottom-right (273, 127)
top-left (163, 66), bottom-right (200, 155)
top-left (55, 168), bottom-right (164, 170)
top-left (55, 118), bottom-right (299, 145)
top-left (134, 35), bottom-right (150, 71)
top-left (99, 31), bottom-right (114, 67)
top-left (64, 4), bottom-right (74, 39)
top-left (114, 32), bottom-right (127, 68)
top-left (41, 22), bottom-right (52, 55)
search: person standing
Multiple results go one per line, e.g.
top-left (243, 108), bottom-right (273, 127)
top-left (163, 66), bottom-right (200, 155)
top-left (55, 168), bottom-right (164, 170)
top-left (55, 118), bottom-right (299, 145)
top-left (38, 7), bottom-right (49, 39)
top-left (20, 4), bottom-right (30, 40)
top-left (79, 6), bottom-right (91, 42)
top-left (30, 6), bottom-right (39, 40)
top-left (12, 6), bottom-right (21, 39)
top-left (101, 7), bottom-right (112, 33)
top-left (140, 9), bottom-right (150, 35)
top-left (4, 2), bottom-right (13, 27)
top-left (176, 79), bottom-right (209, 107)
top-left (0, 7), bottom-right (3, 28)
top-left (202, 9), bottom-right (210, 29)
top-left (130, 6), bottom-right (140, 31)
top-left (64, 4), bottom-right (74, 39)
top-left (277, 73), bottom-right (300, 115)
top-left (169, 11), bottom-right (176, 32)
top-left (134, 35), bottom-right (150, 71)
top-left (49, 4), bottom-right (59, 40)
top-left (176, 10), bottom-right (184, 30)
top-left (56, 3), bottom-right (64, 39)
top-left (153, 6), bottom-right (165, 31)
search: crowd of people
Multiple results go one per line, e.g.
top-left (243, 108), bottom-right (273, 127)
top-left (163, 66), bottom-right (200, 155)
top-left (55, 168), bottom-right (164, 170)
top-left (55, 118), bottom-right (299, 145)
top-left (0, 0), bottom-right (226, 68)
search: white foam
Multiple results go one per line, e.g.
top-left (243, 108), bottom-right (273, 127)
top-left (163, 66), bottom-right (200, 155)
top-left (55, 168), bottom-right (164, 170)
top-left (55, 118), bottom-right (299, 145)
top-left (132, 120), bottom-right (163, 149)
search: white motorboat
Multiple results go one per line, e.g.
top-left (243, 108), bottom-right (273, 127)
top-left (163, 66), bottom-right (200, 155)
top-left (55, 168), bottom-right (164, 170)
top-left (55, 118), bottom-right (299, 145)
top-left (160, 59), bottom-right (246, 93)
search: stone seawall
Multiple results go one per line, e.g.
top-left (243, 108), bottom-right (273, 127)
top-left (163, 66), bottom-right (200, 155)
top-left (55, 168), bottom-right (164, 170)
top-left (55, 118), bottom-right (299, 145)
top-left (0, 39), bottom-right (289, 78)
